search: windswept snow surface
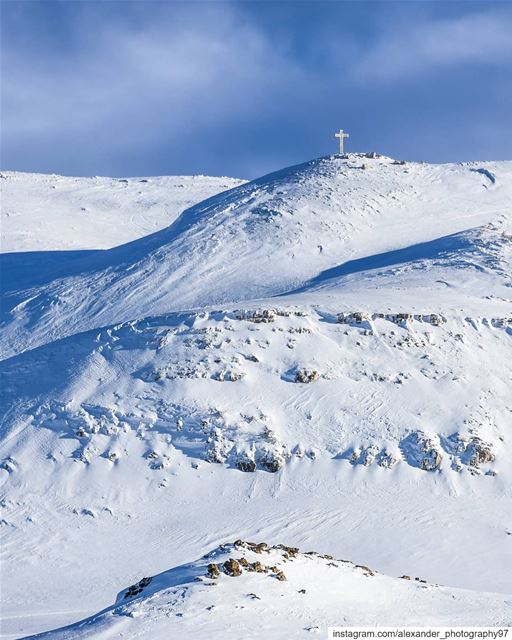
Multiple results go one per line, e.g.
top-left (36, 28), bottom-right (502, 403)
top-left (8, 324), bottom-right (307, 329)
top-left (0, 172), bottom-right (246, 252)
top-left (1, 154), bottom-right (511, 638)
top-left (1, 155), bottom-right (511, 358)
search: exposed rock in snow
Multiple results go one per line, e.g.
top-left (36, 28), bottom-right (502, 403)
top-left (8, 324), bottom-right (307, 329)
top-left (123, 576), bottom-right (152, 599)
top-left (294, 368), bottom-right (320, 383)
top-left (236, 308), bottom-right (277, 323)
top-left (401, 432), bottom-right (443, 471)
top-left (255, 446), bottom-right (285, 473)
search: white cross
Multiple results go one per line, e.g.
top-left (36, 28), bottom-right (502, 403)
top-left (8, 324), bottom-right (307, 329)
top-left (335, 129), bottom-right (349, 155)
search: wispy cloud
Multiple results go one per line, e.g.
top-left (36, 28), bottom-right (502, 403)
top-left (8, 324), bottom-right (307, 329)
top-left (353, 9), bottom-right (512, 83)
top-left (2, 4), bottom-right (309, 157)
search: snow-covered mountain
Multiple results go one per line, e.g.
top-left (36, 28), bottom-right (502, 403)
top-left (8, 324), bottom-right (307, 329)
top-left (1, 155), bottom-right (511, 638)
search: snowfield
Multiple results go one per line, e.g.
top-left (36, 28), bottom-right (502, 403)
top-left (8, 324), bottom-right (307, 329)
top-left (0, 154), bottom-right (511, 638)
top-left (1, 172), bottom-right (246, 252)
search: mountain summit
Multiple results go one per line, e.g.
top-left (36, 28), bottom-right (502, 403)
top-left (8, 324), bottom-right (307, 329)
top-left (2, 154), bottom-right (511, 358)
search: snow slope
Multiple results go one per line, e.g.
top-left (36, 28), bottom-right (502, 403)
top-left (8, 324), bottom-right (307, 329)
top-left (0, 172), bottom-right (246, 252)
top-left (1, 155), bottom-right (511, 638)
top-left (27, 542), bottom-right (512, 639)
top-left (1, 155), bottom-right (511, 358)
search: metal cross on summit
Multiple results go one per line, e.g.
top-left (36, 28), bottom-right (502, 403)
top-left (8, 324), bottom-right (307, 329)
top-left (335, 129), bottom-right (349, 155)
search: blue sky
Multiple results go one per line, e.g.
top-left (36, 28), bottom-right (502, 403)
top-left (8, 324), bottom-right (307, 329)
top-left (1, 0), bottom-right (511, 179)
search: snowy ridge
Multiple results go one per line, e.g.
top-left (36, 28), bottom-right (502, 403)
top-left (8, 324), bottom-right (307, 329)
top-left (26, 541), bottom-right (512, 639)
top-left (289, 223), bottom-right (512, 299)
top-left (2, 154), bottom-right (511, 358)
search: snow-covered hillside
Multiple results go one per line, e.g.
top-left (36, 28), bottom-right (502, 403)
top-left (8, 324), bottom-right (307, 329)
top-left (1, 172), bottom-right (246, 252)
top-left (1, 155), bottom-right (511, 638)
top-left (28, 541), bottom-right (512, 639)
top-left (3, 304), bottom-right (509, 482)
top-left (1, 154), bottom-right (511, 358)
